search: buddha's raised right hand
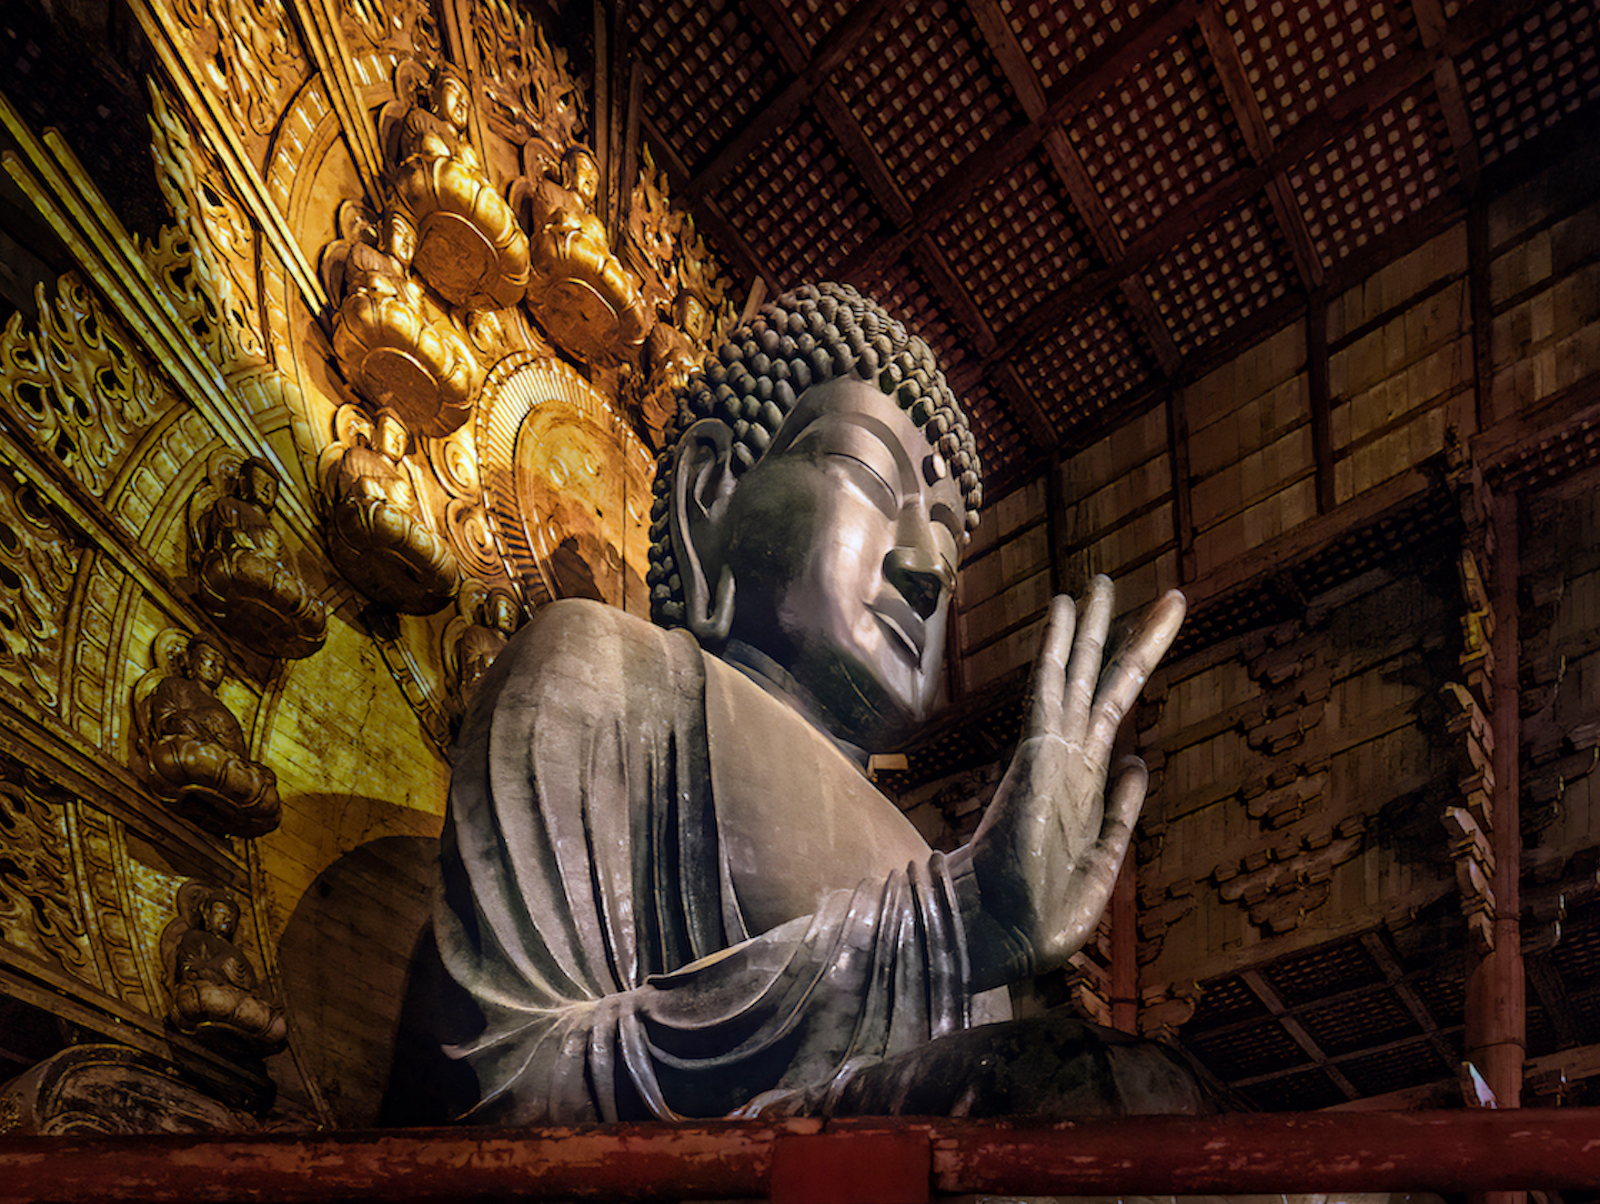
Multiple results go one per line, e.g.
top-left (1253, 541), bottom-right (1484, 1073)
top-left (951, 576), bottom-right (1186, 993)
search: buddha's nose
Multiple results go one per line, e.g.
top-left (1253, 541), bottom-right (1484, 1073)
top-left (884, 545), bottom-right (953, 620)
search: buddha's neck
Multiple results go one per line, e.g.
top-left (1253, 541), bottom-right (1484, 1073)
top-left (721, 639), bottom-right (870, 773)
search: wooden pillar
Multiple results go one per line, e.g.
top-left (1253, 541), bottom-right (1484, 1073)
top-left (1306, 290), bottom-right (1336, 515)
top-left (1109, 853), bottom-right (1138, 1034)
top-left (1467, 491), bottom-right (1525, 1204)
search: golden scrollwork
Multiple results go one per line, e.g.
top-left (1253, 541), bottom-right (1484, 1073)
top-left (381, 60), bottom-right (529, 313)
top-left (516, 146), bottom-right (652, 364)
top-left (145, 85), bottom-right (267, 370)
top-left (165, 0), bottom-right (303, 140)
top-left (0, 275), bottom-right (169, 499)
top-left (133, 631), bottom-right (282, 838)
top-left (321, 201), bottom-right (478, 437)
top-left (0, 757), bottom-right (91, 974)
top-left (162, 881), bottom-right (286, 1050)
top-left (473, 0), bottom-right (586, 154)
top-left (0, 467), bottom-right (81, 713)
top-left (342, 0), bottom-right (442, 59)
top-left (187, 450), bottom-right (327, 659)
top-left (317, 405), bottom-right (461, 614)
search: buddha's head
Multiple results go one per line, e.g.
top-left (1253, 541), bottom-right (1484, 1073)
top-left (186, 638), bottom-right (226, 690)
top-left (651, 283), bottom-right (982, 750)
top-left (672, 289), bottom-right (711, 341)
top-left (382, 209), bottom-right (417, 268)
top-left (431, 69), bottom-right (471, 131)
top-left (238, 458), bottom-right (279, 511)
top-left (563, 147), bottom-right (600, 207)
top-left (203, 894), bottom-right (239, 939)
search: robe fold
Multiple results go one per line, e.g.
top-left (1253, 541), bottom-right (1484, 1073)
top-left (433, 599), bottom-right (971, 1123)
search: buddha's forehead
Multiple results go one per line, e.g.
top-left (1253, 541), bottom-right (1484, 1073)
top-left (770, 376), bottom-right (937, 460)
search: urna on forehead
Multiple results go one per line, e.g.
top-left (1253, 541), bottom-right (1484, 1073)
top-left (647, 282), bottom-right (985, 626)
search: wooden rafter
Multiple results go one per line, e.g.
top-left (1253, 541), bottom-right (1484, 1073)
top-left (1239, 969), bottom-right (1362, 1101)
top-left (979, 0), bottom-right (1534, 375)
top-left (848, 0), bottom-right (1206, 278)
top-left (685, 0), bottom-right (913, 204)
top-left (1411, 0), bottom-right (1483, 193)
top-left (970, 0), bottom-right (1184, 379)
top-left (1195, 0), bottom-right (1324, 291)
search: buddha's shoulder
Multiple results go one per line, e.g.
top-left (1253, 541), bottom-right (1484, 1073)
top-left (491, 599), bottom-right (692, 702)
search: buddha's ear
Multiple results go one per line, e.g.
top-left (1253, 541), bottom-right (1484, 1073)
top-left (669, 419), bottom-right (737, 644)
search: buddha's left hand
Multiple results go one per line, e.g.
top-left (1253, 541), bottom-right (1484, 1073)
top-left (954, 575), bottom-right (1186, 991)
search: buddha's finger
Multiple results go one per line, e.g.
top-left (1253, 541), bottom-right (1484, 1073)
top-left (1061, 575), bottom-right (1113, 740)
top-left (1088, 589), bottom-right (1187, 752)
top-left (1026, 594), bottom-right (1076, 740)
top-left (1061, 757), bottom-right (1146, 946)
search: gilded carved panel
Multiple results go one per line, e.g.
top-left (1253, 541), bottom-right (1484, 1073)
top-left (0, 275), bottom-right (173, 499)
top-left (0, 467), bottom-right (83, 716)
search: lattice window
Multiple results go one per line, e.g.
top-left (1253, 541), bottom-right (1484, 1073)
top-left (1143, 198), bottom-right (1292, 356)
top-left (1338, 1038), bottom-right (1452, 1096)
top-left (996, 0), bottom-right (1153, 97)
top-left (1188, 974), bottom-right (1270, 1030)
top-left (1186, 1018), bottom-right (1311, 1080)
top-left (1297, 989), bottom-right (1421, 1056)
top-left (1260, 938), bottom-right (1384, 1007)
top-left (781, 0), bottom-right (856, 50)
top-left (628, 0), bottom-right (784, 171)
top-left (1015, 298), bottom-right (1158, 448)
top-left (1407, 965), bottom-right (1466, 1030)
top-left (1288, 83), bottom-right (1455, 263)
top-left (1220, 0), bottom-right (1419, 144)
top-left (931, 150), bottom-right (1094, 331)
top-left (711, 108), bottom-right (883, 283)
top-left (1459, 0), bottom-right (1600, 166)
top-left (833, 0), bottom-right (1019, 203)
top-left (1067, 30), bottom-right (1246, 241)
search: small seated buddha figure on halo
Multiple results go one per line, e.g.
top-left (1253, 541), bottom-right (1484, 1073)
top-left (191, 455), bottom-right (327, 660)
top-left (166, 884), bottom-right (287, 1050)
top-left (387, 62), bottom-right (528, 312)
top-left (320, 406), bottom-right (460, 615)
top-left (324, 201), bottom-right (477, 437)
top-left (518, 144), bottom-right (651, 362)
top-left (401, 282), bottom-right (1223, 1125)
top-left (635, 287), bottom-right (713, 447)
top-left (135, 633), bottom-right (280, 838)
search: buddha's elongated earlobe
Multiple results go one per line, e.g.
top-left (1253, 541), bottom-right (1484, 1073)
top-left (670, 419), bottom-right (737, 645)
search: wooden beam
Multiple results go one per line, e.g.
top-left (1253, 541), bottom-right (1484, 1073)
top-left (6, 1113), bottom-right (1600, 1200)
top-left (1464, 492), bottom-right (1525, 1116)
top-left (1167, 387), bottom-right (1196, 582)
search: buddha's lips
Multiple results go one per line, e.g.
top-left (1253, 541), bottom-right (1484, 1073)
top-left (870, 595), bottom-right (927, 664)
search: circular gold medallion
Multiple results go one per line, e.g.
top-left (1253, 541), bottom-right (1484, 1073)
top-left (477, 353), bottom-right (652, 613)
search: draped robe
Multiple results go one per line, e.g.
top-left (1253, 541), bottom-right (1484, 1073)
top-left (433, 599), bottom-right (976, 1122)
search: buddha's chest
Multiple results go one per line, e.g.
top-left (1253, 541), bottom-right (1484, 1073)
top-left (702, 656), bottom-right (932, 936)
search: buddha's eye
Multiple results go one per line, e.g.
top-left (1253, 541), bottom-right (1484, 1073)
top-left (828, 451), bottom-right (898, 514)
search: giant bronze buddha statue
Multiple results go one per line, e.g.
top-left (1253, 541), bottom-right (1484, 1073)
top-left (410, 282), bottom-right (1203, 1124)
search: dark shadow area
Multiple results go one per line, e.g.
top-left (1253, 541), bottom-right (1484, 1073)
top-left (275, 831), bottom-right (438, 1128)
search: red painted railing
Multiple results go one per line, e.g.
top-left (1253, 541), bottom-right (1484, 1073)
top-left (3, 1110), bottom-right (1599, 1202)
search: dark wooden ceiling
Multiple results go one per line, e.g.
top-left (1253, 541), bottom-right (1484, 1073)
top-left (626, 0), bottom-right (1600, 491)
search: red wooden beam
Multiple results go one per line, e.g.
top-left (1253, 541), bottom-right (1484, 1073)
top-left (4, 1112), bottom-right (1600, 1202)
